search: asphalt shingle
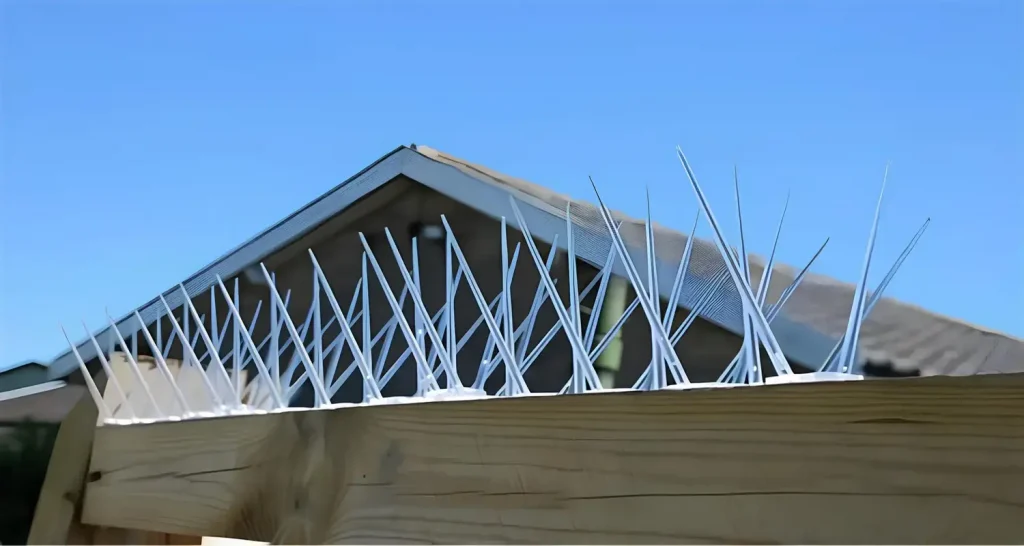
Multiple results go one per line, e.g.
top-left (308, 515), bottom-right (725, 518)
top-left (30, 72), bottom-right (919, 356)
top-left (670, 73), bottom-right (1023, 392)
top-left (414, 145), bottom-right (1023, 377)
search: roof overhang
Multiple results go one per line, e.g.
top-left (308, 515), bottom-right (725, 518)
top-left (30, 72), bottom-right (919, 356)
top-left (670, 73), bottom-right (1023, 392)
top-left (46, 145), bottom-right (836, 381)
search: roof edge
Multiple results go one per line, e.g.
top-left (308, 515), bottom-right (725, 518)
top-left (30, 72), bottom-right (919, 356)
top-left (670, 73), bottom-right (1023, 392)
top-left (47, 145), bottom-right (414, 380)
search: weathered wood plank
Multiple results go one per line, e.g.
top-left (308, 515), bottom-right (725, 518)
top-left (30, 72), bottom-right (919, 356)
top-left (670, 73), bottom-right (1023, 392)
top-left (83, 374), bottom-right (1024, 544)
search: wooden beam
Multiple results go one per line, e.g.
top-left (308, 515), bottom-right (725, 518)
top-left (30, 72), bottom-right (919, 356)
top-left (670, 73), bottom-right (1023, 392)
top-left (82, 374), bottom-right (1024, 544)
top-left (27, 392), bottom-right (97, 545)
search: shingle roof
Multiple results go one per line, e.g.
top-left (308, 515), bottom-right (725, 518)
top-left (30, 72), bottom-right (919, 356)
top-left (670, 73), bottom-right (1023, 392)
top-left (413, 145), bottom-right (1024, 377)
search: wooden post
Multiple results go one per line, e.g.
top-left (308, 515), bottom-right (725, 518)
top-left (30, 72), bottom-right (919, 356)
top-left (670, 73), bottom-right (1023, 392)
top-left (27, 387), bottom-right (99, 544)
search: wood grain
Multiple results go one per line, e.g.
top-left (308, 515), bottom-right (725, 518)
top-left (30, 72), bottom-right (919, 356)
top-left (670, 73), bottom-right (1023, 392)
top-left (82, 374), bottom-right (1024, 544)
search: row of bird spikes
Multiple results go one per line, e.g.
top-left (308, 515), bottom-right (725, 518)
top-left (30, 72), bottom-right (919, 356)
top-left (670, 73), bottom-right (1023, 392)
top-left (63, 148), bottom-right (930, 424)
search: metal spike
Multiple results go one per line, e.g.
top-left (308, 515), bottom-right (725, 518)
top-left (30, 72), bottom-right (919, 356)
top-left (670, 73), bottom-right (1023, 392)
top-left (358, 233), bottom-right (442, 394)
top-left (133, 310), bottom-right (193, 417)
top-left (822, 217), bottom-right (929, 372)
top-left (232, 279), bottom-right (242, 398)
top-left (718, 237), bottom-right (830, 383)
top-left (518, 236), bottom-right (562, 363)
top-left (835, 164), bottom-right (890, 374)
top-left (210, 287), bottom-right (220, 355)
top-left (495, 269), bottom-right (612, 394)
top-left (176, 286), bottom-right (240, 408)
top-left (440, 216), bottom-right (530, 395)
top-left (269, 272), bottom-right (280, 383)
top-left (507, 199), bottom-right (601, 392)
top-left (585, 178), bottom-right (687, 387)
top-left (373, 285), bottom-right (409, 382)
top-left (158, 294), bottom-right (226, 411)
top-left (675, 147), bottom-right (793, 376)
top-left (259, 264), bottom-right (331, 406)
top-left (732, 167), bottom-right (760, 384)
top-left (82, 322), bottom-right (135, 421)
top-left (361, 252), bottom-right (373, 397)
top-left (582, 238), bottom-right (615, 350)
top-left (105, 314), bottom-right (163, 419)
top-left (324, 279), bottom-right (364, 395)
top-left (215, 276), bottom-right (287, 409)
top-left (409, 238), bottom-right (429, 393)
top-left (644, 189), bottom-right (666, 389)
top-left (60, 323), bottom-right (111, 421)
top-left (444, 236), bottom-right (457, 389)
top-left (313, 271), bottom-right (325, 405)
top-left (308, 249), bottom-right (383, 401)
top-left (664, 210), bottom-right (700, 331)
top-left (632, 267), bottom-right (731, 390)
top-left (501, 217), bottom-right (520, 395)
top-left (130, 331), bottom-right (138, 361)
top-left (382, 228), bottom-right (466, 392)
top-left (565, 204), bottom-right (587, 394)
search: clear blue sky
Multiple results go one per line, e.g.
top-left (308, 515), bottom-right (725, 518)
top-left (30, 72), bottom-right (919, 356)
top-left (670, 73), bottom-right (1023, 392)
top-left (1, 1), bottom-right (1021, 370)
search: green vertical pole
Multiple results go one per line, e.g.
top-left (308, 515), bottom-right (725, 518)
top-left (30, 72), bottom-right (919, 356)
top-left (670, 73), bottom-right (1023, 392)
top-left (594, 277), bottom-right (628, 388)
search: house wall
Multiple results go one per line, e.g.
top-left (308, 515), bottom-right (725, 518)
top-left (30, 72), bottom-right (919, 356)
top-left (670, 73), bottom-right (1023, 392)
top-left (135, 176), bottom-right (748, 405)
